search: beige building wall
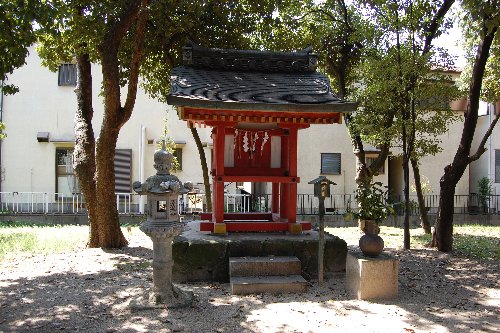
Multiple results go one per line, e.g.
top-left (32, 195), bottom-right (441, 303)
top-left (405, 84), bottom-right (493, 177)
top-left (0, 47), bottom-right (471, 206)
top-left (1, 47), bottom-right (213, 203)
top-left (470, 103), bottom-right (500, 195)
top-left (296, 123), bottom-right (388, 196)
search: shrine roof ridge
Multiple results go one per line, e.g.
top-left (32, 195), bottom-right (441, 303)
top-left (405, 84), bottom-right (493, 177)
top-left (183, 41), bottom-right (318, 73)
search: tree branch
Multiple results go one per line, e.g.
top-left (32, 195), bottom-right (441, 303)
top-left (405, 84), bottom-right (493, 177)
top-left (122, 0), bottom-right (149, 123)
top-left (103, 0), bottom-right (143, 52)
top-left (457, 22), bottom-right (498, 162)
top-left (422, 0), bottom-right (455, 55)
top-left (468, 112), bottom-right (500, 162)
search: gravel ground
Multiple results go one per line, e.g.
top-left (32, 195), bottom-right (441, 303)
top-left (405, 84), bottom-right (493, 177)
top-left (0, 230), bottom-right (499, 333)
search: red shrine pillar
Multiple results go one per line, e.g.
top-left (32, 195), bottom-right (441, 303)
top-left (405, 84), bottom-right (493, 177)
top-left (279, 132), bottom-right (289, 220)
top-left (212, 125), bottom-right (225, 223)
top-left (287, 128), bottom-right (298, 223)
top-left (272, 183), bottom-right (280, 214)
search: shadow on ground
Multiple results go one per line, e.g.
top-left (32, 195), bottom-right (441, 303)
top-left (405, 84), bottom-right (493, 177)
top-left (0, 243), bottom-right (498, 333)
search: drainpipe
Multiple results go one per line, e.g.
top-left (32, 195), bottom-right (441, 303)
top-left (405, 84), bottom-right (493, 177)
top-left (139, 125), bottom-right (146, 213)
top-left (488, 103), bottom-right (492, 185)
top-left (0, 81), bottom-right (4, 195)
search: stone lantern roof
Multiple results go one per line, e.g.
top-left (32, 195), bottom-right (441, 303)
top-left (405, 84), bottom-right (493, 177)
top-left (133, 142), bottom-right (192, 195)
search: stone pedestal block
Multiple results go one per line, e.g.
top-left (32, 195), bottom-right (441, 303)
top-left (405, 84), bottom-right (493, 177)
top-left (346, 251), bottom-right (399, 300)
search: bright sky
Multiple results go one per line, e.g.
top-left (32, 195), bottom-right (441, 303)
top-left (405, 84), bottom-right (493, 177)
top-left (434, 24), bottom-right (467, 70)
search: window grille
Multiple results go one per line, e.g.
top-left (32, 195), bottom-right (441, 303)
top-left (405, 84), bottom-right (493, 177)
top-left (58, 64), bottom-right (77, 86)
top-left (56, 148), bottom-right (79, 198)
top-left (114, 149), bottom-right (132, 193)
top-left (321, 153), bottom-right (341, 175)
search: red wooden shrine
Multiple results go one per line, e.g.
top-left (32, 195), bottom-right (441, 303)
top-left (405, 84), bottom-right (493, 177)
top-left (167, 42), bottom-right (356, 233)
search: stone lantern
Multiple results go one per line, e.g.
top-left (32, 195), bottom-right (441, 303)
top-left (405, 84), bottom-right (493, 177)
top-left (133, 142), bottom-right (193, 306)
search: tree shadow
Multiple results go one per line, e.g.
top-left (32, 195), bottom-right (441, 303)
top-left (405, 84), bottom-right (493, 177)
top-left (1, 245), bottom-right (498, 333)
top-left (379, 248), bottom-right (499, 332)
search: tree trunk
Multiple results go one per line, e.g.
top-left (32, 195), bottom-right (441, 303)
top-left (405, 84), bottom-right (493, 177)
top-left (94, 129), bottom-right (128, 248)
top-left (433, 21), bottom-right (498, 251)
top-left (411, 159), bottom-right (431, 233)
top-left (432, 170), bottom-right (458, 250)
top-left (190, 127), bottom-right (212, 211)
top-left (80, 0), bottom-right (147, 248)
top-left (74, 53), bottom-right (99, 246)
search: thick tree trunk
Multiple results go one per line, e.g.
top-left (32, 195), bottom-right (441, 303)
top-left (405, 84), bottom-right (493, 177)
top-left (433, 169), bottom-right (459, 250)
top-left (94, 129), bottom-right (128, 248)
top-left (433, 21), bottom-right (498, 252)
top-left (74, 53), bottom-right (99, 246)
top-left (411, 159), bottom-right (431, 233)
top-left (190, 127), bottom-right (212, 211)
top-left (81, 0), bottom-right (147, 248)
top-left (402, 157), bottom-right (411, 249)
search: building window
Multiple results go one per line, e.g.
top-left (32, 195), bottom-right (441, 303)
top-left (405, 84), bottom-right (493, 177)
top-left (58, 64), bottom-right (77, 86)
top-left (321, 153), bottom-right (341, 175)
top-left (173, 148), bottom-right (182, 171)
top-left (114, 149), bottom-right (132, 193)
top-left (56, 148), bottom-right (79, 197)
top-left (366, 156), bottom-right (385, 174)
top-left (495, 150), bottom-right (500, 183)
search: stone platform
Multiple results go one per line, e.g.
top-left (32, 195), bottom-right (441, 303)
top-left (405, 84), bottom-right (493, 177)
top-left (172, 220), bottom-right (347, 283)
top-left (346, 251), bottom-right (399, 300)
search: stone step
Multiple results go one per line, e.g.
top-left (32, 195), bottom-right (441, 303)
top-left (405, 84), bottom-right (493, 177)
top-left (230, 275), bottom-right (308, 295)
top-left (229, 256), bottom-right (302, 277)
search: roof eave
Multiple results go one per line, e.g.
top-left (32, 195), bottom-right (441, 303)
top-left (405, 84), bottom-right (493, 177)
top-left (166, 95), bottom-right (357, 113)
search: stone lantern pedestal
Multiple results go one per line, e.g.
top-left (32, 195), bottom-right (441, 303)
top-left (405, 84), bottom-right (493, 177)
top-left (133, 142), bottom-right (193, 306)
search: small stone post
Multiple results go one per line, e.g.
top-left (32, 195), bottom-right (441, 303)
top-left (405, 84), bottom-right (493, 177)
top-left (133, 142), bottom-right (193, 306)
top-left (308, 176), bottom-right (336, 285)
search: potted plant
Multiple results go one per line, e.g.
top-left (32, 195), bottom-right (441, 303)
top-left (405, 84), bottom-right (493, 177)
top-left (352, 182), bottom-right (394, 257)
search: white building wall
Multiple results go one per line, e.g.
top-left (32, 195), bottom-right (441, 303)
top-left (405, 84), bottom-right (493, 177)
top-left (1, 47), bottom-right (212, 202)
top-left (296, 123), bottom-right (388, 196)
top-left (470, 103), bottom-right (500, 195)
top-left (417, 116), bottom-right (470, 196)
top-left (1, 47), bottom-right (471, 205)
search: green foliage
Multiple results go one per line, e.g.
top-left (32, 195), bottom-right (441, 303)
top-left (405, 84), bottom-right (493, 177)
top-left (352, 182), bottom-right (395, 224)
top-left (459, 0), bottom-right (499, 103)
top-left (0, 0), bottom-right (56, 93)
top-left (350, 1), bottom-right (461, 157)
top-left (478, 176), bottom-right (493, 211)
top-left (35, 0), bottom-right (280, 100)
top-left (411, 175), bottom-right (433, 194)
top-left (478, 176), bottom-right (493, 197)
top-left (157, 116), bottom-right (180, 172)
top-left (0, 122), bottom-right (6, 140)
top-left (453, 226), bottom-right (500, 261)
top-left (253, 0), bottom-right (370, 97)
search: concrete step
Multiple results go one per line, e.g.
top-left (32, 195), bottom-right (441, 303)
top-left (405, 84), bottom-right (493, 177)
top-left (229, 256), bottom-right (302, 277)
top-left (231, 275), bottom-right (308, 295)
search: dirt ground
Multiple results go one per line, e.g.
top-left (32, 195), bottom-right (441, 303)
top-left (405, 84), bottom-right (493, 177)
top-left (0, 231), bottom-right (498, 333)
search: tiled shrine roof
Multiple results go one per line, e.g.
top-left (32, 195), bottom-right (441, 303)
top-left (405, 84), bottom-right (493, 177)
top-left (167, 42), bottom-right (356, 113)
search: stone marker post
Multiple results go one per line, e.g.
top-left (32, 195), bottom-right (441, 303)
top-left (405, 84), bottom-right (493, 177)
top-left (308, 176), bottom-right (336, 285)
top-left (133, 142), bottom-right (193, 306)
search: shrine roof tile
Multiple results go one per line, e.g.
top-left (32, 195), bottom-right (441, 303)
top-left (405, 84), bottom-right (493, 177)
top-left (167, 42), bottom-right (356, 113)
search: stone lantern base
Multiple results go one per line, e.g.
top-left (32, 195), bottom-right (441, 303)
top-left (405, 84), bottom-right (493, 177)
top-left (140, 222), bottom-right (193, 307)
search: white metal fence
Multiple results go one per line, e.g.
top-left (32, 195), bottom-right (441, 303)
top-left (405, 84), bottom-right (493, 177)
top-left (1, 191), bottom-right (499, 216)
top-left (0, 192), bottom-right (140, 214)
